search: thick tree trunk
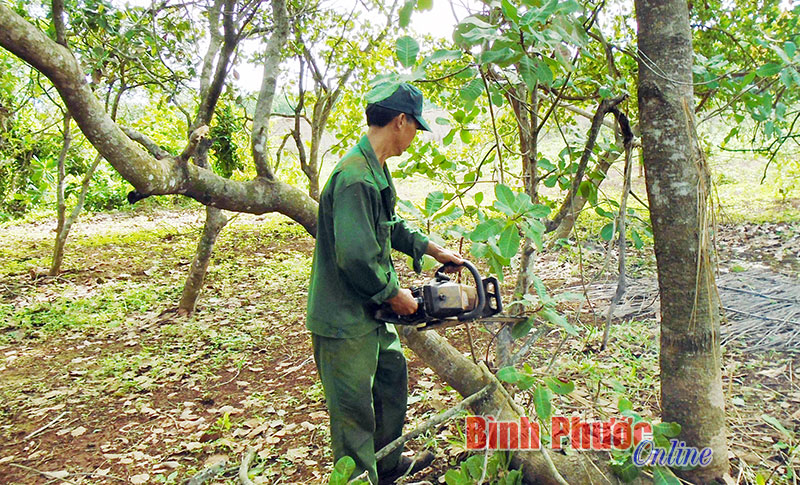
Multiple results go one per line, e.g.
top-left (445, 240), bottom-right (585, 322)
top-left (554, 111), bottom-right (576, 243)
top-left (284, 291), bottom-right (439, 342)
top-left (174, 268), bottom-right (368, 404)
top-left (635, 0), bottom-right (730, 482)
top-left (399, 326), bottom-right (647, 485)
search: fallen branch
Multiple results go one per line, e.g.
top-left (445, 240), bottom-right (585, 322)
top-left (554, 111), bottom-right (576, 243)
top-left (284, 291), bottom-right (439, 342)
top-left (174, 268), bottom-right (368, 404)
top-left (24, 411), bottom-right (68, 441)
top-left (375, 382), bottom-right (496, 462)
top-left (238, 447), bottom-right (256, 485)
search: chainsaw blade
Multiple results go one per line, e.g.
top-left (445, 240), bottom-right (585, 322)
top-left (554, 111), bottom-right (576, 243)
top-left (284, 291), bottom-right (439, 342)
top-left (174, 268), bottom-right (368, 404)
top-left (412, 314), bottom-right (528, 331)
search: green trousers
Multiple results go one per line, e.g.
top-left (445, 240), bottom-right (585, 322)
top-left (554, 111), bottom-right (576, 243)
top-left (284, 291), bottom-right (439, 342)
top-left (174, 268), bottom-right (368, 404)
top-left (312, 324), bottom-right (407, 484)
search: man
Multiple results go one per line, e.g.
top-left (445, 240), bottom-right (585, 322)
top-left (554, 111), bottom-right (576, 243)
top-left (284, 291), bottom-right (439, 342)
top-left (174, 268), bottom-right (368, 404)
top-left (306, 83), bottom-right (463, 484)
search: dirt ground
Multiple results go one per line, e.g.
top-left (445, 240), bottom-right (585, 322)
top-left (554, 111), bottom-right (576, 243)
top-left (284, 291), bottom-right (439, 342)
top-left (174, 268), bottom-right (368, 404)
top-left (0, 208), bottom-right (798, 484)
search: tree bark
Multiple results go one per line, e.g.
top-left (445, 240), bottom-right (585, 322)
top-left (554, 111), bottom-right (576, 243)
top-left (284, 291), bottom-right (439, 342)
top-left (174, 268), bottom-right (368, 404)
top-left (635, 0), bottom-right (730, 482)
top-left (0, 4), bottom-right (318, 235)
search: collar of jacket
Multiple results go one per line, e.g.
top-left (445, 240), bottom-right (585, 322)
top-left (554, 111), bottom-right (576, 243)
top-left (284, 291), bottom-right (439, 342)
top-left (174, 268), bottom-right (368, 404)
top-left (356, 135), bottom-right (390, 191)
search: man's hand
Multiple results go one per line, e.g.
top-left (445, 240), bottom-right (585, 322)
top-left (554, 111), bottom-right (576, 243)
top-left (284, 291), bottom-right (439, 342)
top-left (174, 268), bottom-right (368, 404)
top-left (426, 241), bottom-right (464, 273)
top-left (387, 288), bottom-right (419, 315)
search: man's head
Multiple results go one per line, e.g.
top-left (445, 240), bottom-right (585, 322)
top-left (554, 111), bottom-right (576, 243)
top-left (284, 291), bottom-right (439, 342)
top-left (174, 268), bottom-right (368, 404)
top-left (366, 83), bottom-right (431, 132)
top-left (365, 83), bottom-right (431, 158)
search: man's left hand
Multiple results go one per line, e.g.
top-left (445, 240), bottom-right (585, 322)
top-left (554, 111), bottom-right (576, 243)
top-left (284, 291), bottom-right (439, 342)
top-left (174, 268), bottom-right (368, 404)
top-left (426, 241), bottom-right (464, 273)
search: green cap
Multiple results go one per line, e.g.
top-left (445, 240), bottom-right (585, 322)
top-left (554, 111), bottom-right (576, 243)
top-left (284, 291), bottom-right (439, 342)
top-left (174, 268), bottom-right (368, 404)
top-left (371, 83), bottom-right (431, 132)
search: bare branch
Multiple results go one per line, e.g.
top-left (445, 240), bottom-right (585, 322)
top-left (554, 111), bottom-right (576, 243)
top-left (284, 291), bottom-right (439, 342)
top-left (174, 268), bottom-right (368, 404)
top-left (121, 126), bottom-right (172, 159)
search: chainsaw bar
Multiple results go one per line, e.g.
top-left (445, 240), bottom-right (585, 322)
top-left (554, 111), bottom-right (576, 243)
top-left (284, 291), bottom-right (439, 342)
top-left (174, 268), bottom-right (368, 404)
top-left (409, 315), bottom-right (528, 331)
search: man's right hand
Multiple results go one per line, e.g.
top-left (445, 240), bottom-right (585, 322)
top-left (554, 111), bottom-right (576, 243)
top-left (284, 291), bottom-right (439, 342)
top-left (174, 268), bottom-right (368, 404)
top-left (386, 288), bottom-right (418, 315)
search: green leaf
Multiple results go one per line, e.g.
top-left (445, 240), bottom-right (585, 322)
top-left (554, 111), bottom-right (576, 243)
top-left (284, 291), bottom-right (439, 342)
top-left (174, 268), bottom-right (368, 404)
top-left (416, 0), bottom-right (433, 10)
top-left (479, 46), bottom-right (517, 65)
top-left (501, 0), bottom-right (520, 24)
top-left (398, 0), bottom-right (415, 28)
top-left (526, 204), bottom-right (550, 218)
top-left (535, 59), bottom-right (554, 86)
top-left (511, 317), bottom-right (534, 339)
top-left (424, 191), bottom-right (444, 215)
top-left (653, 422), bottom-right (682, 438)
top-left (459, 129), bottom-right (473, 144)
top-left (330, 456), bottom-right (356, 485)
top-left (460, 78), bottom-right (484, 103)
top-left (424, 49), bottom-right (463, 65)
top-left (498, 224), bottom-right (521, 259)
top-left (397, 199), bottom-right (424, 219)
top-left (497, 366), bottom-right (521, 383)
top-left (652, 466), bottom-right (681, 485)
top-left (495, 184), bottom-right (515, 209)
top-left (544, 377), bottom-right (574, 395)
top-left (762, 414), bottom-right (793, 438)
top-left (618, 397), bottom-right (633, 413)
top-left (469, 218), bottom-right (504, 242)
top-left (396, 36), bottom-right (420, 68)
top-left (522, 221), bottom-right (544, 251)
top-left (366, 82), bottom-right (401, 103)
top-left (533, 385), bottom-right (552, 421)
top-left (442, 128), bottom-right (456, 146)
top-left (756, 62), bottom-right (783, 77)
top-left (600, 222), bottom-right (615, 241)
top-left (519, 56), bottom-right (537, 89)
top-left (610, 456), bottom-right (640, 483)
top-left (784, 41), bottom-right (797, 59)
top-left (539, 308), bottom-right (577, 336)
top-left (435, 117), bottom-right (450, 125)
top-left (432, 205), bottom-right (464, 224)
top-left (631, 230), bottom-right (643, 249)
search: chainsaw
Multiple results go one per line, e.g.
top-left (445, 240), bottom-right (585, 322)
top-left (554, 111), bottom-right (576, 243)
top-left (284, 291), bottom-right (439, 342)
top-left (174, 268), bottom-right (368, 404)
top-left (375, 260), bottom-right (526, 330)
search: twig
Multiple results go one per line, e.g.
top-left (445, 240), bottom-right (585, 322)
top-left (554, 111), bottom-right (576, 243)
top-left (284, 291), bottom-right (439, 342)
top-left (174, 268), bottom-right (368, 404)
top-left (24, 411), bottom-right (68, 441)
top-left (239, 447), bottom-right (256, 485)
top-left (8, 464), bottom-right (80, 485)
top-left (717, 285), bottom-right (800, 303)
top-left (601, 139), bottom-right (634, 350)
top-left (374, 382), bottom-right (496, 462)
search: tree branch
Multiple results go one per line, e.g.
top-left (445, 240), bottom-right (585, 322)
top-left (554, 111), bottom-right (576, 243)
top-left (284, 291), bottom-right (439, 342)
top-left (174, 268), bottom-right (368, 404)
top-left (121, 126), bottom-right (171, 159)
top-left (251, 0), bottom-right (289, 179)
top-left (546, 96), bottom-right (628, 233)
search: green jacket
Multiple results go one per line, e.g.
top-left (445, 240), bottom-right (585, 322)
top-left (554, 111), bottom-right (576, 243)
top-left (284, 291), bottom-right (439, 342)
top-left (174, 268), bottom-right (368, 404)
top-left (307, 135), bottom-right (429, 338)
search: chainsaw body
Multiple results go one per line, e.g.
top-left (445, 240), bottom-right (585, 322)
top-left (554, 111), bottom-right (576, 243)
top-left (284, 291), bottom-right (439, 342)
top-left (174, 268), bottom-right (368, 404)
top-left (375, 261), bottom-right (503, 330)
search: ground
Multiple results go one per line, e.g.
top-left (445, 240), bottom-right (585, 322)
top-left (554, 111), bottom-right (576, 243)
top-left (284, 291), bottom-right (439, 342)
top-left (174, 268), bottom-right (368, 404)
top-left (0, 206), bottom-right (798, 484)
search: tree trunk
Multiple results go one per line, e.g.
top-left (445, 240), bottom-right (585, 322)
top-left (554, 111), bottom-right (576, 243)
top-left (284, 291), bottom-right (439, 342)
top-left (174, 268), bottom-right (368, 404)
top-left (50, 114), bottom-right (72, 276)
top-left (178, 139), bottom-right (229, 314)
top-left (178, 207), bottom-right (228, 313)
top-left (635, 0), bottom-right (730, 482)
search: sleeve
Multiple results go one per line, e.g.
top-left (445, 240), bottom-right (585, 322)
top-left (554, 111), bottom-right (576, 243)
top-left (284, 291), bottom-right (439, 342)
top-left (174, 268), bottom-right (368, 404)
top-left (332, 181), bottom-right (399, 305)
top-left (390, 217), bottom-right (430, 274)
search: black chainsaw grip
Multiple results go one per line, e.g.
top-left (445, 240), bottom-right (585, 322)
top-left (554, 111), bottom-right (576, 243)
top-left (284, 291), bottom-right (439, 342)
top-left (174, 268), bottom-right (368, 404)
top-left (436, 261), bottom-right (486, 321)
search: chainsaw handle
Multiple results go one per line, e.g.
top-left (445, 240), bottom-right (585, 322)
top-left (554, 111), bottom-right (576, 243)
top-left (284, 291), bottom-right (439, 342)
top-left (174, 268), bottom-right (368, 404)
top-left (436, 261), bottom-right (486, 321)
